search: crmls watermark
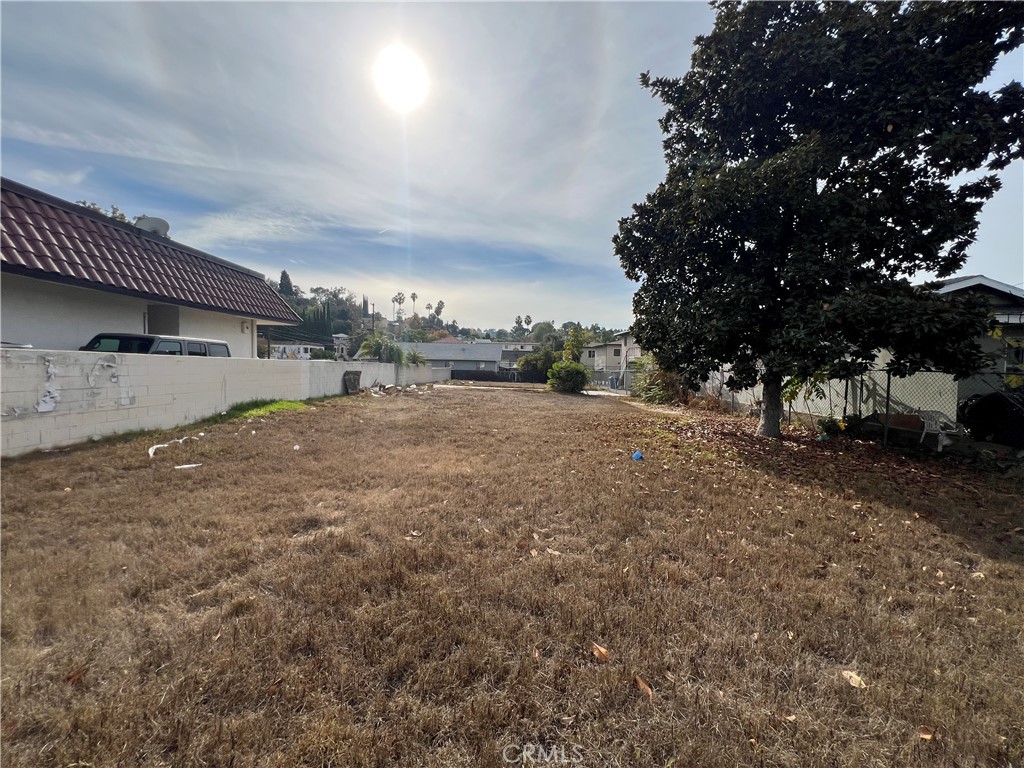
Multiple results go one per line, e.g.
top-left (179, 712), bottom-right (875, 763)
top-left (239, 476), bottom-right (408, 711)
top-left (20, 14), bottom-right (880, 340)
top-left (500, 743), bottom-right (585, 764)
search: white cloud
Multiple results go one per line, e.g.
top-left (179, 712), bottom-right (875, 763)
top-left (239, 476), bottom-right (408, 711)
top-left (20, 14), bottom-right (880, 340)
top-left (174, 207), bottom-right (332, 250)
top-left (25, 166), bottom-right (93, 188)
top-left (8, 2), bottom-right (1016, 326)
top-left (1, 2), bottom-right (702, 276)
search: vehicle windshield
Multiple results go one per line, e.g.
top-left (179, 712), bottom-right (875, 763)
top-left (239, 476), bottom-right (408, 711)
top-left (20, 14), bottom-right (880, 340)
top-left (85, 336), bottom-right (154, 354)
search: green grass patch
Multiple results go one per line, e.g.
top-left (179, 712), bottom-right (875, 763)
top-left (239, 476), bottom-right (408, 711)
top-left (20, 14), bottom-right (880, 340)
top-left (198, 399), bottom-right (307, 425)
top-left (229, 399), bottom-right (306, 419)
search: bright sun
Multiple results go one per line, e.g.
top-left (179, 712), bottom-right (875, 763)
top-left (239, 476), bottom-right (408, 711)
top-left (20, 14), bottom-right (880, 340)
top-left (373, 43), bottom-right (429, 114)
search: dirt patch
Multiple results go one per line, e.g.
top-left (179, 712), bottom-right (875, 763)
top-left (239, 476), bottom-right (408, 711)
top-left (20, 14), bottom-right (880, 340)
top-left (2, 389), bottom-right (1021, 766)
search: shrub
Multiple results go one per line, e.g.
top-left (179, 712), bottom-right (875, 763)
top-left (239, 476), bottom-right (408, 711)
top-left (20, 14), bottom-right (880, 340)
top-left (816, 416), bottom-right (843, 436)
top-left (518, 348), bottom-right (556, 375)
top-left (632, 355), bottom-right (692, 405)
top-left (547, 361), bottom-right (590, 394)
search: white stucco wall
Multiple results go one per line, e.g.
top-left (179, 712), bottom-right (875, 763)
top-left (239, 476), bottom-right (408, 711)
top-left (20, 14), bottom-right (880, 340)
top-left (2, 274), bottom-right (147, 351)
top-left (179, 307), bottom-right (258, 358)
top-left (1, 350), bottom-right (452, 456)
top-left (2, 274), bottom-right (262, 357)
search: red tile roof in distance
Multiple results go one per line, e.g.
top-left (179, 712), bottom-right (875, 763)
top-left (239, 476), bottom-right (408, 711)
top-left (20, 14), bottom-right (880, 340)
top-left (1, 178), bottom-right (300, 325)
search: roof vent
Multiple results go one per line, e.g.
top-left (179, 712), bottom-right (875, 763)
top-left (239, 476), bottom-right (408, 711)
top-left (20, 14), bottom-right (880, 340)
top-left (135, 216), bottom-right (170, 237)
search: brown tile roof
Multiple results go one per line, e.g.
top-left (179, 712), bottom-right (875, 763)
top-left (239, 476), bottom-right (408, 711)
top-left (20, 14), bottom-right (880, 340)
top-left (1, 178), bottom-right (300, 325)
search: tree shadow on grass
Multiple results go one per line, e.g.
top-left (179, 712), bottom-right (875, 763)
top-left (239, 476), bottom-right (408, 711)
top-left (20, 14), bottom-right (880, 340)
top-left (650, 409), bottom-right (1023, 563)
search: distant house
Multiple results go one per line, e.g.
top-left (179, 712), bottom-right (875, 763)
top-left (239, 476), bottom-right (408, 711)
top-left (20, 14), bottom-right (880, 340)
top-left (270, 343), bottom-right (325, 360)
top-left (332, 333), bottom-right (353, 359)
top-left (931, 275), bottom-right (1024, 399)
top-left (1, 178), bottom-right (300, 357)
top-left (499, 341), bottom-right (540, 370)
top-left (582, 331), bottom-right (644, 388)
top-left (393, 341), bottom-right (503, 372)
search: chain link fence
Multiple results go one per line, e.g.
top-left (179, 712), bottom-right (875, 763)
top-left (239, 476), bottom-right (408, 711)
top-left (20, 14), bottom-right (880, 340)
top-left (587, 366), bottom-right (637, 391)
top-left (691, 366), bottom-right (1024, 449)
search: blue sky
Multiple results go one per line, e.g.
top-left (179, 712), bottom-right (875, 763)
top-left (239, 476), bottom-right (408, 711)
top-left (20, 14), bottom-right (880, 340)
top-left (3, 2), bottom-right (1021, 331)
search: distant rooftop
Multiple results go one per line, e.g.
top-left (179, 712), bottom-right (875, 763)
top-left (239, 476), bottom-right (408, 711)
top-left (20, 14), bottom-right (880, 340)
top-left (931, 274), bottom-right (1024, 302)
top-left (395, 342), bottom-right (503, 362)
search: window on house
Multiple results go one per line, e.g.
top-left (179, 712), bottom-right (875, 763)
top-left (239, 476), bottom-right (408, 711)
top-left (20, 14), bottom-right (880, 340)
top-left (613, 348), bottom-right (621, 357)
top-left (587, 350), bottom-right (595, 358)
top-left (478, 362), bottom-right (486, 369)
top-left (154, 340), bottom-right (183, 355)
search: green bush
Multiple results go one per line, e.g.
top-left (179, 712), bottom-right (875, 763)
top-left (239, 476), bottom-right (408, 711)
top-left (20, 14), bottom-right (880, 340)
top-left (816, 416), bottom-right (843, 436)
top-left (518, 348), bottom-right (556, 375)
top-left (547, 361), bottom-right (590, 394)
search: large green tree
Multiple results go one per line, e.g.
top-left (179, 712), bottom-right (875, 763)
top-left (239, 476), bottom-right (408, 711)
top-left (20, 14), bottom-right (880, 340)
top-left (615, 1), bottom-right (1024, 437)
top-left (279, 270), bottom-right (296, 297)
top-left (529, 321), bottom-right (557, 342)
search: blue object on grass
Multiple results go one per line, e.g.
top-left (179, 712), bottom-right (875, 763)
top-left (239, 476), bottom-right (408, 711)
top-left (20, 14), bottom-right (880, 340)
top-left (632, 450), bottom-right (644, 461)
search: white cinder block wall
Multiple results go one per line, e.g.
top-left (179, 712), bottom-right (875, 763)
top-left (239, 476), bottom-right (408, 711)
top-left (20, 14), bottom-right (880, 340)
top-left (1, 350), bottom-right (451, 456)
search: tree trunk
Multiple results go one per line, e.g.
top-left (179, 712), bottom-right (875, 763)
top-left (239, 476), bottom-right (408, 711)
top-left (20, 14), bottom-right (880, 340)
top-left (757, 371), bottom-right (784, 438)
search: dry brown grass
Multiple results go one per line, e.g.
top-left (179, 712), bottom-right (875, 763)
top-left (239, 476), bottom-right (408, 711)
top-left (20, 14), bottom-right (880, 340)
top-left (2, 389), bottom-right (1022, 767)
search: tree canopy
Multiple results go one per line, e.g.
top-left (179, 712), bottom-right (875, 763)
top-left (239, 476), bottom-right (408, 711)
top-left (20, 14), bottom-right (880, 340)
top-left (614, 0), bottom-right (1024, 436)
top-left (279, 270), bottom-right (296, 297)
top-left (358, 333), bottom-right (405, 364)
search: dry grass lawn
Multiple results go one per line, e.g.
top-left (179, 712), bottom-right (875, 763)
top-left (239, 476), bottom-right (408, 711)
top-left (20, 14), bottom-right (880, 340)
top-left (2, 388), bottom-right (1022, 767)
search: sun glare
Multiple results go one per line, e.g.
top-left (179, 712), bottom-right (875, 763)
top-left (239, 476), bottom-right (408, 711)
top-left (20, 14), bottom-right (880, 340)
top-left (373, 43), bottom-right (429, 114)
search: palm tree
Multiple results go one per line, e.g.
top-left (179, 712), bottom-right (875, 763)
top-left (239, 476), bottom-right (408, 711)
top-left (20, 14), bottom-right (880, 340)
top-left (406, 350), bottom-right (427, 366)
top-left (410, 292), bottom-right (418, 316)
top-left (395, 292), bottom-right (406, 319)
top-left (358, 333), bottom-right (405, 364)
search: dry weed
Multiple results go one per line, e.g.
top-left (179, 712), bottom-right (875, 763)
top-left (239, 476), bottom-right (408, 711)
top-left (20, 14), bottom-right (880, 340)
top-left (2, 389), bottom-right (1021, 767)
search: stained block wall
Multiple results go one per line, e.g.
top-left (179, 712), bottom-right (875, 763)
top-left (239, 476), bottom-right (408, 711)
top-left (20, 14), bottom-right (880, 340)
top-left (1, 350), bottom-right (450, 456)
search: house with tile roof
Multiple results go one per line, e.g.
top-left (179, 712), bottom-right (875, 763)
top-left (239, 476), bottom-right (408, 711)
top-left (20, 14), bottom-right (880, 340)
top-left (1, 178), bottom-right (300, 357)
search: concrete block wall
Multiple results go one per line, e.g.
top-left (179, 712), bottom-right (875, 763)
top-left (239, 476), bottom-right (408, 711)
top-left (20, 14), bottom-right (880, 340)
top-left (1, 350), bottom-right (451, 457)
